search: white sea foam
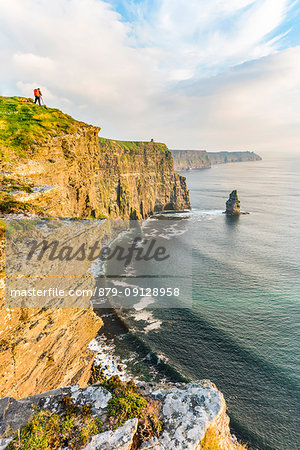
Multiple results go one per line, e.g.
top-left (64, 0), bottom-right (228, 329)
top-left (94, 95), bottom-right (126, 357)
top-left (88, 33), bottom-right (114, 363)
top-left (134, 296), bottom-right (155, 311)
top-left (144, 320), bottom-right (162, 332)
top-left (111, 279), bottom-right (136, 289)
top-left (88, 335), bottom-right (128, 381)
top-left (132, 302), bottom-right (162, 333)
top-left (192, 209), bottom-right (224, 216)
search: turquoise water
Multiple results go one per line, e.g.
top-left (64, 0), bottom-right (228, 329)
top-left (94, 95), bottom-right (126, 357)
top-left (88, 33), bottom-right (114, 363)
top-left (99, 157), bottom-right (300, 449)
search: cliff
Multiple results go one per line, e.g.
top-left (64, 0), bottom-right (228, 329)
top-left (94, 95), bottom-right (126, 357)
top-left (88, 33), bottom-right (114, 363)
top-left (0, 97), bottom-right (190, 219)
top-left (171, 149), bottom-right (261, 171)
top-left (208, 151), bottom-right (262, 164)
top-left (171, 150), bottom-right (211, 170)
top-left (0, 96), bottom-right (189, 400)
top-left (0, 97), bottom-right (244, 449)
top-left (0, 219), bottom-right (104, 400)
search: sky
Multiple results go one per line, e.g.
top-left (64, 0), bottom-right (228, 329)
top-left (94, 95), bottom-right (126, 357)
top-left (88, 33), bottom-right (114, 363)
top-left (0, 0), bottom-right (300, 154)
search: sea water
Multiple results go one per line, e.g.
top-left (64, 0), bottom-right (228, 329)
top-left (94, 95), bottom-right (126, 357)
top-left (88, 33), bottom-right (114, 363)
top-left (97, 156), bottom-right (300, 449)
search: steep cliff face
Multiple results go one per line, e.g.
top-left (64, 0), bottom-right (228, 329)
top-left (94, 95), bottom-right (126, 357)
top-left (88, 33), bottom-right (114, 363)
top-left (171, 150), bottom-right (211, 170)
top-left (0, 97), bottom-right (190, 400)
top-left (0, 97), bottom-right (190, 219)
top-left (208, 151), bottom-right (262, 164)
top-left (0, 220), bottom-right (104, 400)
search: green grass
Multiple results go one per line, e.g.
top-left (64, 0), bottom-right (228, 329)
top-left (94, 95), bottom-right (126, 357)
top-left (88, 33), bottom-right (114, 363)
top-left (7, 396), bottom-right (102, 450)
top-left (99, 137), bottom-right (170, 156)
top-left (0, 192), bottom-right (41, 215)
top-left (89, 366), bottom-right (162, 438)
top-left (7, 369), bottom-right (162, 449)
top-left (0, 176), bottom-right (33, 193)
top-left (0, 96), bottom-right (85, 159)
top-left (89, 368), bottom-right (146, 428)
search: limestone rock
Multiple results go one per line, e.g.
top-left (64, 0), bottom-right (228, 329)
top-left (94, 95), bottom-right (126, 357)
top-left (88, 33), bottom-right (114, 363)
top-left (226, 190), bottom-right (241, 216)
top-left (0, 384), bottom-right (111, 438)
top-left (0, 438), bottom-right (13, 449)
top-left (138, 380), bottom-right (237, 449)
top-left (0, 380), bottom-right (239, 449)
top-left (83, 418), bottom-right (138, 450)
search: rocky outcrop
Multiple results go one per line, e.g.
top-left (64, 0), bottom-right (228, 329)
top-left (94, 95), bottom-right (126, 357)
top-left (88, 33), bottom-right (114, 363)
top-left (84, 419), bottom-right (139, 450)
top-left (0, 380), bottom-right (240, 449)
top-left (171, 150), bottom-right (211, 171)
top-left (208, 151), bottom-right (261, 164)
top-left (138, 380), bottom-right (237, 449)
top-left (226, 190), bottom-right (241, 216)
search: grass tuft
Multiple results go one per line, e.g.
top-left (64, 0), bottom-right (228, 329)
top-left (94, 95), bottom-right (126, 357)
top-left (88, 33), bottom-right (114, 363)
top-left (8, 396), bottom-right (102, 450)
top-left (0, 96), bottom-right (87, 159)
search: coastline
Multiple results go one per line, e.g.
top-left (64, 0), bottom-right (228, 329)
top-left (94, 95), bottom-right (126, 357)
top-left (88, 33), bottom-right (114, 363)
top-left (86, 213), bottom-right (252, 448)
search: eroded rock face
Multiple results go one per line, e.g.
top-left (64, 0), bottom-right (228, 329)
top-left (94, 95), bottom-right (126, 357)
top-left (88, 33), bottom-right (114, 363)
top-left (0, 221), bottom-right (106, 400)
top-left (0, 299), bottom-right (102, 400)
top-left (0, 129), bottom-right (190, 219)
top-left (226, 190), bottom-right (241, 216)
top-left (208, 151), bottom-right (262, 164)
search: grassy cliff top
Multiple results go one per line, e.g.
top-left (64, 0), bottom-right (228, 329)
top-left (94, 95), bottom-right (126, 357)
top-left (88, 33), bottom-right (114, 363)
top-left (99, 137), bottom-right (170, 156)
top-left (0, 96), bottom-right (91, 160)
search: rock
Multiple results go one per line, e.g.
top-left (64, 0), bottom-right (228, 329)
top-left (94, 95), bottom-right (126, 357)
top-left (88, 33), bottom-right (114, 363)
top-left (0, 438), bottom-right (13, 449)
top-left (171, 150), bottom-right (211, 171)
top-left (0, 396), bottom-right (34, 437)
top-left (138, 380), bottom-right (237, 449)
top-left (225, 190), bottom-right (241, 216)
top-left (0, 384), bottom-right (112, 438)
top-left (0, 381), bottom-right (239, 449)
top-left (83, 418), bottom-right (138, 450)
top-left (70, 385), bottom-right (112, 414)
top-left (208, 151), bottom-right (262, 165)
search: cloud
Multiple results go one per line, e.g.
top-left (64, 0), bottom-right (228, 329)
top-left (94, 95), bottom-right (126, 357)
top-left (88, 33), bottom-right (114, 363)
top-left (150, 47), bottom-right (300, 152)
top-left (0, 0), bottom-right (299, 153)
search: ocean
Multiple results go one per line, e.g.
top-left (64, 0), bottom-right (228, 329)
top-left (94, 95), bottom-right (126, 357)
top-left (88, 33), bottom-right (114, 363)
top-left (95, 156), bottom-right (300, 449)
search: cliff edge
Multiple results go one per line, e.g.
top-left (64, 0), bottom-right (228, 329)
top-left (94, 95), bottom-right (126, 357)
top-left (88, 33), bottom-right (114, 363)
top-left (0, 97), bottom-right (190, 219)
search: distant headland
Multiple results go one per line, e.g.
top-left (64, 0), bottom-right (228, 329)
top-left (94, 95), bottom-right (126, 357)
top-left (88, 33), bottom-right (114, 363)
top-left (171, 149), bottom-right (262, 171)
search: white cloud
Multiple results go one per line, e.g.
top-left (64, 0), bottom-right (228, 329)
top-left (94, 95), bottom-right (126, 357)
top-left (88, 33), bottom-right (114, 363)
top-left (0, 0), bottom-right (299, 153)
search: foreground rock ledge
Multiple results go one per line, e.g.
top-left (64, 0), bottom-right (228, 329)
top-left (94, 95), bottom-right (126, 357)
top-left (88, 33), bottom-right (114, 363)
top-left (0, 380), bottom-right (240, 449)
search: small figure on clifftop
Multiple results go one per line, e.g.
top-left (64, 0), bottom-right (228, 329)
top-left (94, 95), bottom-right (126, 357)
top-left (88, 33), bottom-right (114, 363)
top-left (226, 190), bottom-right (241, 216)
top-left (34, 88), bottom-right (42, 105)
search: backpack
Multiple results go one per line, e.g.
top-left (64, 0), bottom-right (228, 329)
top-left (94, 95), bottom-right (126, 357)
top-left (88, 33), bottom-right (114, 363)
top-left (34, 89), bottom-right (39, 97)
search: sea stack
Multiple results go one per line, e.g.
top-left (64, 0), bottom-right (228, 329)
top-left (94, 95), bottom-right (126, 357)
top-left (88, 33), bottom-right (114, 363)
top-left (226, 190), bottom-right (241, 215)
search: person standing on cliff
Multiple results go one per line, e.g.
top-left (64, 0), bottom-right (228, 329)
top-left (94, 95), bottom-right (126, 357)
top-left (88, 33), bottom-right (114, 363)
top-left (34, 88), bottom-right (42, 105)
